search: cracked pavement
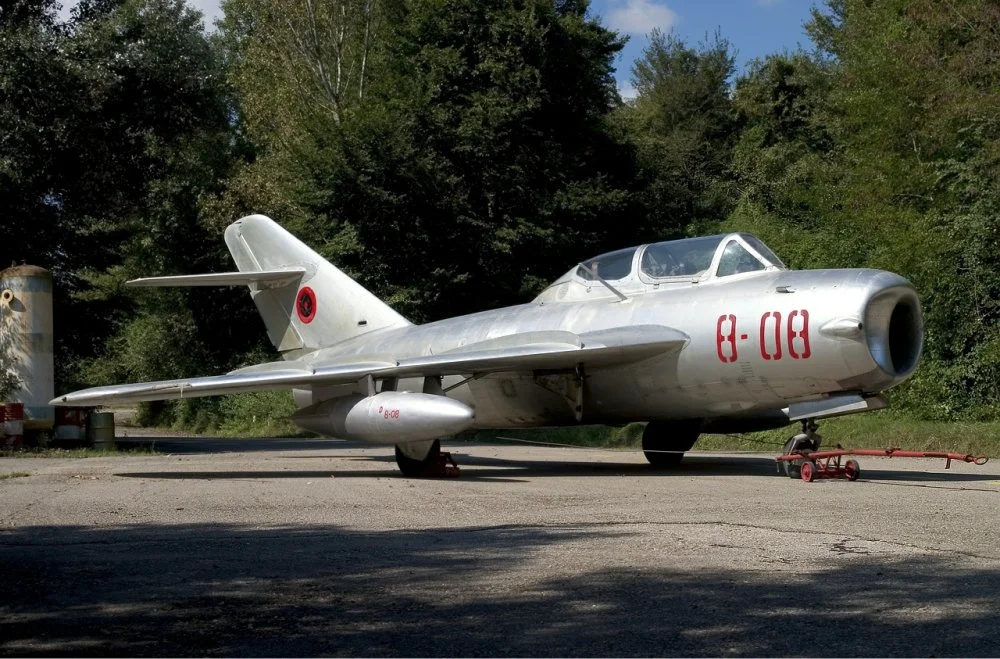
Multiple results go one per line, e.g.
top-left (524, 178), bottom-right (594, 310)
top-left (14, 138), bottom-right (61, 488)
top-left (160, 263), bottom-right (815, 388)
top-left (2, 438), bottom-right (998, 656)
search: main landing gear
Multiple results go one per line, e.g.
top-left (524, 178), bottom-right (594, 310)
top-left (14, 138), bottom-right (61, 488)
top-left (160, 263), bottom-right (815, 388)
top-left (394, 439), bottom-right (460, 477)
top-left (642, 419), bottom-right (702, 468)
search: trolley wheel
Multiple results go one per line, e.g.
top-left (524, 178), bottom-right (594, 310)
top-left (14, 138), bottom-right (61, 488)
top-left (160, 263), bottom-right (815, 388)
top-left (845, 459), bottom-right (860, 481)
top-left (800, 460), bottom-right (817, 483)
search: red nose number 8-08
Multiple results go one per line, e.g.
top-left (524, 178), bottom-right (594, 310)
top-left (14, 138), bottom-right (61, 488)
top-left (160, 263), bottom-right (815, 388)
top-left (716, 310), bottom-right (811, 363)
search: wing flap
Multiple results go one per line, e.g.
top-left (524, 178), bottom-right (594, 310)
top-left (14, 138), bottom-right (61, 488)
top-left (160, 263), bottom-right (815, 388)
top-left (51, 325), bottom-right (687, 407)
top-left (126, 268), bottom-right (306, 290)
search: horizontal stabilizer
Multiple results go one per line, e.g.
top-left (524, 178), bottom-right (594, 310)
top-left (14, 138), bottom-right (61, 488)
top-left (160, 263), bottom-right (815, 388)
top-left (51, 325), bottom-right (687, 407)
top-left (126, 268), bottom-right (306, 290)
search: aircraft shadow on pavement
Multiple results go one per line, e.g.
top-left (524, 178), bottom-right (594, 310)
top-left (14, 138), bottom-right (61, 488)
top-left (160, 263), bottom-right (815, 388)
top-left (115, 437), bottom-right (357, 454)
top-left (115, 451), bottom-right (781, 482)
top-left (115, 438), bottom-right (997, 485)
top-left (115, 450), bottom-right (997, 485)
top-left (2, 521), bottom-right (998, 657)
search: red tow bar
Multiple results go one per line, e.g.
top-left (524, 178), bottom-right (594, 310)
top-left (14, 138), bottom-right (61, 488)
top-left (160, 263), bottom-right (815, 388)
top-left (775, 447), bottom-right (989, 482)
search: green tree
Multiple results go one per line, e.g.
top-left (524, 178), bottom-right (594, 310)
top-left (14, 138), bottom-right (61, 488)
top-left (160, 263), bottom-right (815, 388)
top-left (724, 52), bottom-right (840, 269)
top-left (624, 30), bottom-right (737, 238)
top-left (727, 0), bottom-right (1000, 418)
top-left (220, 0), bottom-right (641, 322)
top-left (0, 0), bottom-right (77, 268)
top-left (59, 0), bottom-right (264, 426)
top-left (0, 0), bottom-right (254, 422)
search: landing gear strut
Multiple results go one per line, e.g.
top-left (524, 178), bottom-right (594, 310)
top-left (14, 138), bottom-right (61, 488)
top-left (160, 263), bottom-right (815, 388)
top-left (642, 419), bottom-right (702, 468)
top-left (780, 419), bottom-right (822, 478)
top-left (394, 439), bottom-right (460, 477)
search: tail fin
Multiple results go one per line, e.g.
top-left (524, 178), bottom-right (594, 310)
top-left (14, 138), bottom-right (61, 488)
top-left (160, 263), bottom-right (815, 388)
top-left (224, 214), bottom-right (411, 354)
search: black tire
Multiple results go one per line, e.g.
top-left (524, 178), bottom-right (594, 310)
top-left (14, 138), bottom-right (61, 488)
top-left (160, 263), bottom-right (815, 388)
top-left (642, 420), bottom-right (701, 468)
top-left (781, 435), bottom-right (819, 478)
top-left (781, 438), bottom-right (801, 478)
top-left (394, 439), bottom-right (441, 477)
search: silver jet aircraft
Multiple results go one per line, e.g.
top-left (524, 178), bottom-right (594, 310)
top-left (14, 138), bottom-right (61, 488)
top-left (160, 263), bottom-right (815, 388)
top-left (53, 214), bottom-right (923, 476)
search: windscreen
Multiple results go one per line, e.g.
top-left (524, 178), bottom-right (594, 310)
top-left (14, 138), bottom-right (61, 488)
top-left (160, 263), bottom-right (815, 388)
top-left (740, 234), bottom-right (786, 269)
top-left (716, 241), bottom-right (766, 277)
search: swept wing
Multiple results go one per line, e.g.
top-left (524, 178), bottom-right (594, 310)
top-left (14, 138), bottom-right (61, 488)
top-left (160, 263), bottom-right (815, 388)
top-left (51, 325), bottom-right (687, 407)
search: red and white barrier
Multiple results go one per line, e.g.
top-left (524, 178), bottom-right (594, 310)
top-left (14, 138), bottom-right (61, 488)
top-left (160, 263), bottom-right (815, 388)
top-left (3, 402), bottom-right (24, 449)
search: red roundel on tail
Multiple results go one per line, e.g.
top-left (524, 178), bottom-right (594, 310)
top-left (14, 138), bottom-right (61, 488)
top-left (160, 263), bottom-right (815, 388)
top-left (296, 287), bottom-right (317, 324)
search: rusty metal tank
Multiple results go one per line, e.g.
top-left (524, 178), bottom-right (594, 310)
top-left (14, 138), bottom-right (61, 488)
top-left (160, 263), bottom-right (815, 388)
top-left (0, 265), bottom-right (54, 432)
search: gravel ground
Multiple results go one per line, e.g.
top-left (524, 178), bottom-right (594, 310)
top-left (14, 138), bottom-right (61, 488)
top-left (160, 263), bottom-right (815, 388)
top-left (1, 438), bottom-right (998, 657)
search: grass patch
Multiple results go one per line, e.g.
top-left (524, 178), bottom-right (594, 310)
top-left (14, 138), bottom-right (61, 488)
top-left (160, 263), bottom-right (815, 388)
top-left (0, 471), bottom-right (30, 479)
top-left (0, 445), bottom-right (159, 459)
top-left (465, 411), bottom-right (1000, 458)
top-left (214, 391), bottom-right (302, 438)
top-left (700, 412), bottom-right (1000, 457)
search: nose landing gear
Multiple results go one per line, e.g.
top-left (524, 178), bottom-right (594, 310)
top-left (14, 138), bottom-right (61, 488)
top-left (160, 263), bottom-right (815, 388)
top-left (780, 419), bottom-right (821, 478)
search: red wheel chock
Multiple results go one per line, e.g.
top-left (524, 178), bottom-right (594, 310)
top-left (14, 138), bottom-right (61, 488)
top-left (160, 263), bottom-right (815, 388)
top-left (419, 451), bottom-right (461, 478)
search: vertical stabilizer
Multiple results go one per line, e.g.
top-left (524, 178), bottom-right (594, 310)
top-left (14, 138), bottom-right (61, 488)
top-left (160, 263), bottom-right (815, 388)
top-left (224, 214), bottom-right (410, 354)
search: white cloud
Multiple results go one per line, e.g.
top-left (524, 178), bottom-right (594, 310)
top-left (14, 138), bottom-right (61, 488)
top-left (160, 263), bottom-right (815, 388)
top-left (606, 0), bottom-right (678, 36)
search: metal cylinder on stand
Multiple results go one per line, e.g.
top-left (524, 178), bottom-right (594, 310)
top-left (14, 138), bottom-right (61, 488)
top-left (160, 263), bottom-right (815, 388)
top-left (0, 266), bottom-right (55, 443)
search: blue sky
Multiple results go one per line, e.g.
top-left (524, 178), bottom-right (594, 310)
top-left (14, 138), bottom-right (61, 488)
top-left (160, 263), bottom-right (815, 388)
top-left (61, 0), bottom-right (822, 98)
top-left (589, 0), bottom-right (822, 97)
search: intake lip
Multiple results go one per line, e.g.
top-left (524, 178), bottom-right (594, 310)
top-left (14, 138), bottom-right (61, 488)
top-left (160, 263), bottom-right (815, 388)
top-left (864, 284), bottom-right (923, 381)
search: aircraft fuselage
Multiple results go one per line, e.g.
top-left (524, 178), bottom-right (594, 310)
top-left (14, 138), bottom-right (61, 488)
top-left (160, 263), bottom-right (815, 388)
top-left (292, 267), bottom-right (921, 429)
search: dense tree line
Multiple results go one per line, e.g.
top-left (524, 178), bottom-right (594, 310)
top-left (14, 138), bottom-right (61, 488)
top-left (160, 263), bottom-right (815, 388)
top-left (2, 0), bottom-right (999, 426)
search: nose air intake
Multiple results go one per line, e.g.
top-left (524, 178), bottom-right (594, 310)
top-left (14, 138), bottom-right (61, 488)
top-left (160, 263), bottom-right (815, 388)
top-left (864, 285), bottom-right (923, 379)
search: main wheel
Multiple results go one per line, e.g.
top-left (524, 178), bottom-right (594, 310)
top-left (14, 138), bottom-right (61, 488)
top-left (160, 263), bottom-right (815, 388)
top-left (642, 419), bottom-right (701, 468)
top-left (394, 439), bottom-right (441, 477)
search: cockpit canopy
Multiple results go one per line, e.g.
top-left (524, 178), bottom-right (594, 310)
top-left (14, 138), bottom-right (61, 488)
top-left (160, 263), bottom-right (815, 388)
top-left (535, 233), bottom-right (786, 303)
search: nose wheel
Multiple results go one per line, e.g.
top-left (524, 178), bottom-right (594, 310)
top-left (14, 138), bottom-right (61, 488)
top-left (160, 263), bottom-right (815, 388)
top-left (780, 420), bottom-right (822, 478)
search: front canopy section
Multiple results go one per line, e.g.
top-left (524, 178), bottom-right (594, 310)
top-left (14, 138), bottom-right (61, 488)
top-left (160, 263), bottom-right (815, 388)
top-left (534, 233), bottom-right (786, 303)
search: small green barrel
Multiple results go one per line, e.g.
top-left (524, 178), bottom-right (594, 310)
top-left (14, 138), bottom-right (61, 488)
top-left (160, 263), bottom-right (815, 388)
top-left (88, 412), bottom-right (115, 449)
